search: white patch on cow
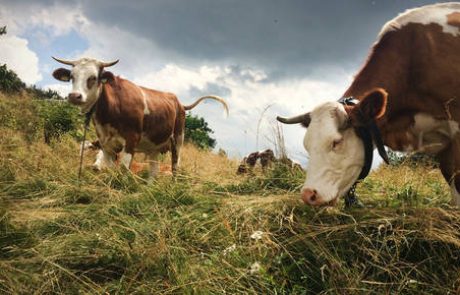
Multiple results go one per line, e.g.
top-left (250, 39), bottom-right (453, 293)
top-left (302, 102), bottom-right (365, 204)
top-left (93, 150), bottom-right (115, 170)
top-left (379, 3), bottom-right (460, 38)
top-left (80, 140), bottom-right (94, 153)
top-left (411, 113), bottom-right (460, 153)
top-left (450, 181), bottom-right (460, 206)
top-left (140, 87), bottom-right (150, 115)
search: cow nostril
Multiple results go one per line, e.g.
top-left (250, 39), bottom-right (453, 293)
top-left (310, 192), bottom-right (317, 202)
top-left (69, 93), bottom-right (82, 101)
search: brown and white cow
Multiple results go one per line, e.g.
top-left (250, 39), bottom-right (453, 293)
top-left (277, 3), bottom-right (460, 206)
top-left (237, 149), bottom-right (276, 173)
top-left (52, 57), bottom-right (228, 176)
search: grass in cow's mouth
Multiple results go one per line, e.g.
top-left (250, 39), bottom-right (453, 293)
top-left (0, 92), bottom-right (459, 294)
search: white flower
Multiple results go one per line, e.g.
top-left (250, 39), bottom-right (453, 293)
top-left (223, 244), bottom-right (236, 256)
top-left (250, 230), bottom-right (264, 240)
top-left (250, 262), bottom-right (261, 274)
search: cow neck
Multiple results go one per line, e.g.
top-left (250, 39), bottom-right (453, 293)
top-left (338, 97), bottom-right (389, 207)
top-left (338, 97), bottom-right (389, 180)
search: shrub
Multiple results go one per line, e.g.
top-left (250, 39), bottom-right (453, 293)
top-left (35, 100), bottom-right (83, 143)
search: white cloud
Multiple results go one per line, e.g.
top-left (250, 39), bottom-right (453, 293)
top-left (0, 35), bottom-right (42, 84)
top-left (132, 63), bottom-right (350, 160)
top-left (0, 2), bottom-right (86, 36)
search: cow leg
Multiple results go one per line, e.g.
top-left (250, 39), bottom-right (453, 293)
top-left (170, 137), bottom-right (179, 175)
top-left (147, 152), bottom-right (160, 178)
top-left (118, 149), bottom-right (133, 170)
top-left (172, 133), bottom-right (184, 173)
top-left (438, 139), bottom-right (460, 206)
top-left (119, 134), bottom-right (140, 170)
top-left (93, 149), bottom-right (116, 170)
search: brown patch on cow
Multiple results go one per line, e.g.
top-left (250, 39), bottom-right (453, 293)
top-left (341, 20), bottom-right (460, 204)
top-left (447, 12), bottom-right (460, 28)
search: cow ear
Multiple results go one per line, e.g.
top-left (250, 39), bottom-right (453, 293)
top-left (52, 68), bottom-right (71, 82)
top-left (350, 88), bottom-right (387, 126)
top-left (100, 71), bottom-right (115, 84)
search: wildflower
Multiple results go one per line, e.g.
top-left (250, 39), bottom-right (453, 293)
top-left (250, 262), bottom-right (261, 274)
top-left (250, 230), bottom-right (264, 240)
top-left (223, 244), bottom-right (236, 256)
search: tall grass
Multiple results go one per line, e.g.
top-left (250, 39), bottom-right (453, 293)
top-left (0, 93), bottom-right (459, 294)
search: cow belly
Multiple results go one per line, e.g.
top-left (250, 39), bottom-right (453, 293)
top-left (95, 123), bottom-right (125, 153)
top-left (136, 135), bottom-right (170, 153)
top-left (411, 113), bottom-right (459, 153)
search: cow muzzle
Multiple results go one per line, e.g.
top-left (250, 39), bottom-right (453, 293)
top-left (301, 188), bottom-right (338, 206)
top-left (68, 92), bottom-right (83, 105)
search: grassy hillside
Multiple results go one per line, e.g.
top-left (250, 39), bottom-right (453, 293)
top-left (1, 93), bottom-right (459, 294)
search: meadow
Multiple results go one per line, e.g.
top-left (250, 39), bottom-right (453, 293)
top-left (1, 93), bottom-right (459, 294)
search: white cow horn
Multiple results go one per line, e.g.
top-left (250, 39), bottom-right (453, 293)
top-left (99, 60), bottom-right (119, 68)
top-left (52, 56), bottom-right (78, 66)
top-left (277, 113), bottom-right (311, 125)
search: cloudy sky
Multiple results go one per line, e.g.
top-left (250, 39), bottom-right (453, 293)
top-left (0, 0), bottom-right (448, 162)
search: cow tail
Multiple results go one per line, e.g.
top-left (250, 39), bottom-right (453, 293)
top-left (183, 95), bottom-right (229, 115)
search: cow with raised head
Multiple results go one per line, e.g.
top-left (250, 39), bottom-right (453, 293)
top-left (52, 57), bottom-right (228, 176)
top-left (277, 3), bottom-right (460, 206)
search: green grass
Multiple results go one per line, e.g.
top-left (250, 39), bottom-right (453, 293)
top-left (0, 94), bottom-right (459, 294)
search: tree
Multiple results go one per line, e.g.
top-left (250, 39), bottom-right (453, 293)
top-left (0, 64), bottom-right (26, 93)
top-left (0, 26), bottom-right (6, 35)
top-left (184, 113), bottom-right (216, 149)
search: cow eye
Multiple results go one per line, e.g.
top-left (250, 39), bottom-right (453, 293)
top-left (87, 76), bottom-right (97, 88)
top-left (332, 138), bottom-right (343, 149)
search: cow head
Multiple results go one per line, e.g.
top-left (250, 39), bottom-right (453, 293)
top-left (52, 57), bottom-right (118, 112)
top-left (277, 88), bottom-right (387, 206)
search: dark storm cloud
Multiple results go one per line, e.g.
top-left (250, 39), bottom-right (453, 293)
top-left (79, 0), bottom-right (449, 77)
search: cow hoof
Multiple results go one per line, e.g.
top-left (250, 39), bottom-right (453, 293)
top-left (91, 165), bottom-right (102, 172)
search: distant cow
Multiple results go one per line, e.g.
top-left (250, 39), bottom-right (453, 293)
top-left (237, 149), bottom-right (291, 174)
top-left (277, 3), bottom-right (460, 206)
top-left (52, 57), bottom-right (228, 177)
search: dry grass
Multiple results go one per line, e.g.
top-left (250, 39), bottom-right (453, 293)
top-left (1, 94), bottom-right (460, 294)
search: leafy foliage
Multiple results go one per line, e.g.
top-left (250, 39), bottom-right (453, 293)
top-left (36, 100), bottom-right (84, 143)
top-left (185, 113), bottom-right (216, 149)
top-left (0, 64), bottom-right (26, 93)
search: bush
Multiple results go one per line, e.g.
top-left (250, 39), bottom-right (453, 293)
top-left (35, 100), bottom-right (83, 143)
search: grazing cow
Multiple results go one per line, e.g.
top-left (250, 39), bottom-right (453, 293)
top-left (236, 149), bottom-right (290, 174)
top-left (277, 3), bottom-right (460, 206)
top-left (237, 151), bottom-right (260, 174)
top-left (258, 149), bottom-right (276, 170)
top-left (52, 57), bottom-right (228, 176)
